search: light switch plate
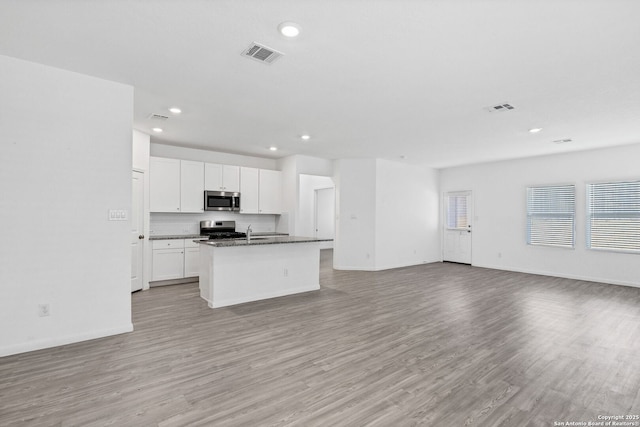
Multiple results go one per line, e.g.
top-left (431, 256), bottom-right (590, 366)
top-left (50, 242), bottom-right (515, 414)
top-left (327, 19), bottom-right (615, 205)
top-left (108, 209), bottom-right (128, 221)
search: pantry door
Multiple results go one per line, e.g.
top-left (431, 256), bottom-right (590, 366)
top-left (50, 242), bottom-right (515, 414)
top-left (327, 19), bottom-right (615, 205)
top-left (131, 170), bottom-right (144, 292)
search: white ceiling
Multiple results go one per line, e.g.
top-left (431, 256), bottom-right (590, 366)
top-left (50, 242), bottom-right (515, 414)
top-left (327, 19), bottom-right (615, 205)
top-left (1, 0), bottom-right (639, 168)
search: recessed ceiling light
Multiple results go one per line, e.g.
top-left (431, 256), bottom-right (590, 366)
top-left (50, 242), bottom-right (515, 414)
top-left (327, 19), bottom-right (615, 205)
top-left (300, 134), bottom-right (311, 141)
top-left (152, 127), bottom-right (163, 133)
top-left (168, 107), bottom-right (182, 114)
top-left (278, 22), bottom-right (301, 38)
top-left (269, 146), bottom-right (278, 151)
top-left (529, 128), bottom-right (543, 133)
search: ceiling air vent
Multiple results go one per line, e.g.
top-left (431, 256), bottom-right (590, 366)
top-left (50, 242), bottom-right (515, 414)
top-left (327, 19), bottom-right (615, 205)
top-left (485, 103), bottom-right (515, 113)
top-left (148, 113), bottom-right (169, 121)
top-left (241, 42), bottom-right (284, 64)
top-left (553, 138), bottom-right (573, 144)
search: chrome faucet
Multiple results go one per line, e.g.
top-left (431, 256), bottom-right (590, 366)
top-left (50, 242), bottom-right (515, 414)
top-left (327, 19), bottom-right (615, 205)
top-left (246, 224), bottom-right (252, 242)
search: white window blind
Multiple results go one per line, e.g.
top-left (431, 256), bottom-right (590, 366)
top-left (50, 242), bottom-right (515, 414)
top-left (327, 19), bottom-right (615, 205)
top-left (526, 185), bottom-right (575, 248)
top-left (586, 180), bottom-right (640, 253)
top-left (447, 195), bottom-right (468, 229)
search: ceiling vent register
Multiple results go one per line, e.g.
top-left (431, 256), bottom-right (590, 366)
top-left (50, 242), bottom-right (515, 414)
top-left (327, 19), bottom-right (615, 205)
top-left (485, 103), bottom-right (515, 113)
top-left (148, 113), bottom-right (169, 121)
top-left (242, 42), bottom-right (284, 64)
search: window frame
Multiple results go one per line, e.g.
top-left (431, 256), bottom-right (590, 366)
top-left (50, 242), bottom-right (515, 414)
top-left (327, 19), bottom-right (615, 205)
top-left (585, 179), bottom-right (640, 255)
top-left (446, 192), bottom-right (470, 231)
top-left (526, 183), bottom-right (576, 249)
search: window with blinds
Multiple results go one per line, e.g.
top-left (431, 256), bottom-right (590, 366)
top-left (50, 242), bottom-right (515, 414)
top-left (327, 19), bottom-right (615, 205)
top-left (586, 180), bottom-right (640, 253)
top-left (446, 195), bottom-right (468, 229)
top-left (526, 185), bottom-right (575, 248)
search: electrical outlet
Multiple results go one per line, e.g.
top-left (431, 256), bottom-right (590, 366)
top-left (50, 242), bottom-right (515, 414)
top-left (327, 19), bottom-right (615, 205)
top-left (38, 304), bottom-right (50, 317)
top-left (283, 268), bottom-right (288, 277)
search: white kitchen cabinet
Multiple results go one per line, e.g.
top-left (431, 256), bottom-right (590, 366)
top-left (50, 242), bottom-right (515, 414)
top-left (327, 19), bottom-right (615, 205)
top-left (239, 167), bottom-right (282, 214)
top-left (151, 240), bottom-right (185, 281)
top-left (205, 163), bottom-right (240, 192)
top-left (240, 167), bottom-right (259, 214)
top-left (180, 160), bottom-right (205, 213)
top-left (150, 157), bottom-right (204, 213)
top-left (184, 239), bottom-right (201, 278)
top-left (152, 239), bottom-right (201, 281)
top-left (150, 157), bottom-right (181, 212)
top-left (258, 169), bottom-right (282, 214)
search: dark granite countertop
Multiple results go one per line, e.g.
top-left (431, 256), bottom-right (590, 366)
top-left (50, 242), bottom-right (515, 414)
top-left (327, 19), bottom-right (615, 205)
top-left (196, 236), bottom-right (332, 247)
top-left (149, 232), bottom-right (289, 241)
top-left (149, 234), bottom-right (204, 241)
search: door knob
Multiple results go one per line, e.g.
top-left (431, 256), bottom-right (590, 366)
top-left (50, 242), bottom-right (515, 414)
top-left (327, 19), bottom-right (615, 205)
top-left (138, 234), bottom-right (144, 239)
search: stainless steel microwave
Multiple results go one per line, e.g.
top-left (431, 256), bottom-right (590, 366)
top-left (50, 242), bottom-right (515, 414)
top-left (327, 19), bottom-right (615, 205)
top-left (204, 191), bottom-right (240, 211)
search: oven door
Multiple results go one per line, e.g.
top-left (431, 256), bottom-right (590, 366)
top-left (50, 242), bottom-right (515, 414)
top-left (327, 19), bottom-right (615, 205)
top-left (205, 191), bottom-right (239, 211)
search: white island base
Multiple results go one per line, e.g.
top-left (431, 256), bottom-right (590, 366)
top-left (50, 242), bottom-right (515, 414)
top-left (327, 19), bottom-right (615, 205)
top-left (198, 241), bottom-right (322, 308)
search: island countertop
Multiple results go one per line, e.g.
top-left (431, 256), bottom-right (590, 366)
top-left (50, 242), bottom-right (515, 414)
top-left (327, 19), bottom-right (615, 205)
top-left (196, 236), bottom-right (332, 247)
top-left (150, 232), bottom-right (289, 241)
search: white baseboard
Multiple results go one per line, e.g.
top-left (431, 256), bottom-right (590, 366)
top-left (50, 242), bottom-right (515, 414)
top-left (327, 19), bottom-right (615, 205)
top-left (0, 323), bottom-right (134, 358)
top-left (210, 285), bottom-right (320, 308)
top-left (473, 263), bottom-right (640, 288)
top-left (334, 258), bottom-right (441, 272)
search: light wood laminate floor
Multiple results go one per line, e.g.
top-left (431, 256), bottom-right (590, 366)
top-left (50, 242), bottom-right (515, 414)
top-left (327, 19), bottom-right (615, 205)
top-left (2, 250), bottom-right (640, 426)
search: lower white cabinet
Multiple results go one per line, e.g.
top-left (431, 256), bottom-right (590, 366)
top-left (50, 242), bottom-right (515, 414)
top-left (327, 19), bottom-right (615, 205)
top-left (184, 241), bottom-right (201, 278)
top-left (151, 239), bottom-right (201, 281)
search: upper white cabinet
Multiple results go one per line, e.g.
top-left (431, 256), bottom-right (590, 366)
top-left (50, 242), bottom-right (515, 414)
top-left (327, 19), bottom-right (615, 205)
top-left (239, 167), bottom-right (281, 214)
top-left (204, 163), bottom-right (240, 192)
top-left (180, 160), bottom-right (205, 213)
top-left (150, 156), bottom-right (279, 215)
top-left (150, 157), bottom-right (181, 212)
top-left (258, 169), bottom-right (282, 214)
top-left (239, 167), bottom-right (259, 214)
top-left (150, 157), bottom-right (204, 213)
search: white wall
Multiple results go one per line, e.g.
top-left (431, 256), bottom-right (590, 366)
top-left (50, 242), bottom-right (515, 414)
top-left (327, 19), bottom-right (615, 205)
top-left (150, 211), bottom-right (277, 235)
top-left (297, 174), bottom-right (334, 238)
top-left (333, 159), bottom-right (377, 270)
top-left (133, 130), bottom-right (150, 171)
top-left (0, 55), bottom-right (134, 356)
top-left (375, 159), bottom-right (441, 270)
top-left (276, 156), bottom-right (297, 234)
top-left (333, 159), bottom-right (440, 271)
top-left (150, 143), bottom-right (277, 170)
top-left (276, 155), bottom-right (334, 235)
top-left (293, 155), bottom-right (333, 177)
top-left (440, 143), bottom-right (640, 287)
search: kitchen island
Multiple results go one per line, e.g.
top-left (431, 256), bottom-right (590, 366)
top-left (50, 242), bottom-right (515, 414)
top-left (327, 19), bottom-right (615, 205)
top-left (197, 236), bottom-right (332, 308)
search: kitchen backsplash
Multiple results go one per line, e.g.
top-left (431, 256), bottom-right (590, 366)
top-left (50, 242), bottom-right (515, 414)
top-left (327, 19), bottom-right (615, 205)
top-left (150, 212), bottom-right (278, 236)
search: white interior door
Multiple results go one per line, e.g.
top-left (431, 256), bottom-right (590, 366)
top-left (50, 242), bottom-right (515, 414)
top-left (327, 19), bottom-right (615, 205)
top-left (131, 171), bottom-right (144, 292)
top-left (443, 191), bottom-right (472, 264)
top-left (315, 187), bottom-right (335, 239)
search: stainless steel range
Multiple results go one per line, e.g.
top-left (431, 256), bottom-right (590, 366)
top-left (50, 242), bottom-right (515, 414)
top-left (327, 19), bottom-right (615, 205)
top-left (200, 220), bottom-right (246, 240)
